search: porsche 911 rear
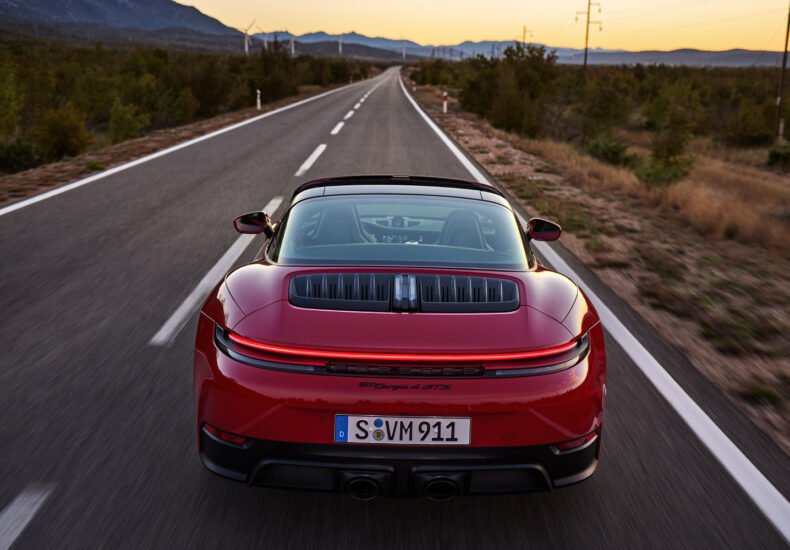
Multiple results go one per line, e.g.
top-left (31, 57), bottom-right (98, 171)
top-left (194, 176), bottom-right (606, 500)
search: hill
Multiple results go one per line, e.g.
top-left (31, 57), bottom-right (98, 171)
top-left (0, 0), bottom-right (236, 35)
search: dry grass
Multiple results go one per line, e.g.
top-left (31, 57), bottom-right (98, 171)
top-left (505, 135), bottom-right (790, 252)
top-left (512, 137), bottom-right (643, 195)
top-left (662, 180), bottom-right (785, 248)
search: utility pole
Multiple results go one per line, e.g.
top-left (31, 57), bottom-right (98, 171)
top-left (576, 0), bottom-right (602, 70)
top-left (776, 1), bottom-right (790, 142)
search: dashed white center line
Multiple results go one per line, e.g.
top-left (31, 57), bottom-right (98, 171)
top-left (149, 196), bottom-right (284, 346)
top-left (0, 484), bottom-right (54, 550)
top-left (294, 144), bottom-right (327, 177)
top-left (354, 103), bottom-right (361, 109)
top-left (330, 122), bottom-right (345, 135)
top-left (343, 110), bottom-right (355, 120)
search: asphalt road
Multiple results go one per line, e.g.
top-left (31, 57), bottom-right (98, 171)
top-left (0, 68), bottom-right (788, 549)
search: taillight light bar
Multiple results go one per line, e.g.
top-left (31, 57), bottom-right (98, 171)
top-left (226, 331), bottom-right (580, 364)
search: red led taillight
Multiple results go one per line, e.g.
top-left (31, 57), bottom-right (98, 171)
top-left (203, 423), bottom-right (247, 445)
top-left (226, 332), bottom-right (579, 364)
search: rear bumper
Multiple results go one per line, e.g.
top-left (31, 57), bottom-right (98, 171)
top-left (199, 427), bottom-right (599, 497)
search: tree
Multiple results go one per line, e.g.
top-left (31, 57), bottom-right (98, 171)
top-left (0, 59), bottom-right (23, 137)
top-left (37, 103), bottom-right (91, 160)
top-left (488, 63), bottom-right (523, 133)
top-left (578, 70), bottom-right (634, 142)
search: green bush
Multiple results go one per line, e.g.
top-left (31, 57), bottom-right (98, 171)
top-left (36, 103), bottom-right (91, 160)
top-left (767, 142), bottom-right (790, 170)
top-left (109, 97), bottom-right (150, 144)
top-left (586, 135), bottom-right (631, 166)
top-left (635, 157), bottom-right (693, 186)
top-left (723, 99), bottom-right (773, 147)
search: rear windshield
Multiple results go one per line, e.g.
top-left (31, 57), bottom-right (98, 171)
top-left (268, 194), bottom-right (531, 270)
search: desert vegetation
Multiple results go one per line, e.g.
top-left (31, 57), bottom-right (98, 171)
top-left (415, 46), bottom-right (789, 251)
top-left (0, 38), bottom-right (372, 174)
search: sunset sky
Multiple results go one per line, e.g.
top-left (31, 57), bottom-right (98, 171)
top-left (182, 0), bottom-right (789, 52)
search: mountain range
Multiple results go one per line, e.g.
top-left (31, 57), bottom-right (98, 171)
top-left (0, 0), bottom-right (236, 35)
top-left (0, 0), bottom-right (783, 66)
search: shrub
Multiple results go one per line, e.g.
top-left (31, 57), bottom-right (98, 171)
top-left (109, 97), bottom-right (150, 144)
top-left (0, 59), bottom-right (23, 136)
top-left (585, 135), bottom-right (630, 166)
top-left (722, 99), bottom-right (773, 147)
top-left (577, 72), bottom-right (633, 141)
top-left (488, 64), bottom-right (524, 133)
top-left (635, 157), bottom-right (693, 186)
top-left (767, 142), bottom-right (790, 170)
top-left (0, 139), bottom-right (38, 173)
top-left (36, 103), bottom-right (91, 160)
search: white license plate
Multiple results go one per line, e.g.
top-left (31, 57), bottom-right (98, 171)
top-left (334, 415), bottom-right (470, 445)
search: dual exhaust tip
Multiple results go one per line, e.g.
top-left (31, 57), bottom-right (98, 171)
top-left (345, 476), bottom-right (459, 501)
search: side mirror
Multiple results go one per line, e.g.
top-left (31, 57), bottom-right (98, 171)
top-left (233, 211), bottom-right (274, 237)
top-left (527, 217), bottom-right (561, 241)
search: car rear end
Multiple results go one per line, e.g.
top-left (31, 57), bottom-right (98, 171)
top-left (194, 268), bottom-right (606, 499)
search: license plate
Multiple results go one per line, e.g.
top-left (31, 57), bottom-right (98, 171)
top-left (334, 415), bottom-right (470, 445)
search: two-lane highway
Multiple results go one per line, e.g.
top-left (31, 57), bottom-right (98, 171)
top-left (0, 68), bottom-right (788, 549)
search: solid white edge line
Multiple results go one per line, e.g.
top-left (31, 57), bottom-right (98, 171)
top-left (330, 122), bottom-right (345, 136)
top-left (294, 144), bottom-right (327, 177)
top-left (343, 110), bottom-right (355, 120)
top-left (397, 74), bottom-right (790, 544)
top-left (0, 484), bottom-right (54, 550)
top-left (0, 79), bottom-right (374, 218)
top-left (148, 196), bottom-right (283, 347)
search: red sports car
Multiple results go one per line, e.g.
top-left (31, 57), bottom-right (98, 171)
top-left (194, 175), bottom-right (606, 500)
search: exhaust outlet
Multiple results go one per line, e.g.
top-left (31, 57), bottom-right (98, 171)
top-left (424, 478), bottom-right (458, 501)
top-left (345, 477), bottom-right (380, 501)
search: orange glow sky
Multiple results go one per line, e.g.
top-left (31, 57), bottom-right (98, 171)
top-left (181, 0), bottom-right (788, 51)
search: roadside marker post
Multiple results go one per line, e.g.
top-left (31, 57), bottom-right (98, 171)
top-left (442, 91), bottom-right (448, 114)
top-left (256, 89), bottom-right (261, 111)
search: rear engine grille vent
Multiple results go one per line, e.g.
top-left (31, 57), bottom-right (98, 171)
top-left (289, 273), bottom-right (518, 313)
top-left (289, 273), bottom-right (391, 311)
top-left (418, 275), bottom-right (518, 313)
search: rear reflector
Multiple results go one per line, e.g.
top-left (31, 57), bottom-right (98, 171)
top-left (227, 332), bottom-right (579, 363)
top-left (553, 432), bottom-right (597, 453)
top-left (203, 423), bottom-right (247, 445)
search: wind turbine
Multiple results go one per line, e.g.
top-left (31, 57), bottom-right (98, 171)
top-left (255, 25), bottom-right (268, 51)
top-left (240, 19), bottom-right (256, 56)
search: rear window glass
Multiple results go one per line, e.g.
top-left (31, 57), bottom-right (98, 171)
top-left (268, 195), bottom-right (531, 270)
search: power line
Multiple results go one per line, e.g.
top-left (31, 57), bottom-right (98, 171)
top-left (612, 7), bottom-right (785, 34)
top-left (603, 0), bottom-right (712, 23)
